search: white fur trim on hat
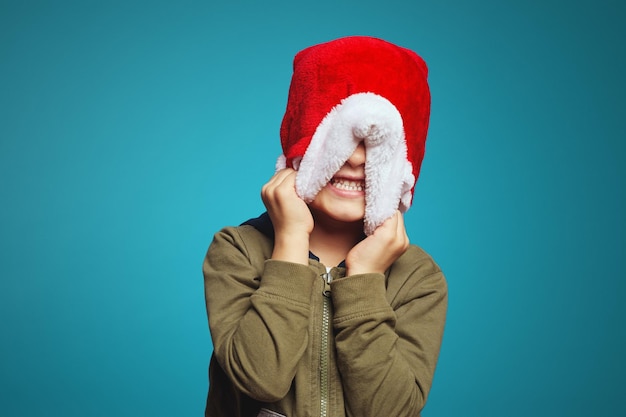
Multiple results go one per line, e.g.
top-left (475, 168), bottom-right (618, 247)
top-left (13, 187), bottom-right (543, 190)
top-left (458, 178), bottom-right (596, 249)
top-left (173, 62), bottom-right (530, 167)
top-left (276, 92), bottom-right (415, 235)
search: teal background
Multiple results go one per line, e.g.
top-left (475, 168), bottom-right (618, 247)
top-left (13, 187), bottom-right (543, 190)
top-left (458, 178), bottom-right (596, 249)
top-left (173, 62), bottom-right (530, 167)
top-left (1, 0), bottom-right (624, 416)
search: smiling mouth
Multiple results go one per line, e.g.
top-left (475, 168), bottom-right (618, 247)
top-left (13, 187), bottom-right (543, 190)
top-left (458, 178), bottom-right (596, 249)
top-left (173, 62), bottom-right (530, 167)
top-left (330, 177), bottom-right (365, 191)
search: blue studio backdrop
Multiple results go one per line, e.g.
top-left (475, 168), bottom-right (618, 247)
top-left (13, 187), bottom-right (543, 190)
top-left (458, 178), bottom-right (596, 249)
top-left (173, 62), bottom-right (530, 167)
top-left (1, 1), bottom-right (624, 416)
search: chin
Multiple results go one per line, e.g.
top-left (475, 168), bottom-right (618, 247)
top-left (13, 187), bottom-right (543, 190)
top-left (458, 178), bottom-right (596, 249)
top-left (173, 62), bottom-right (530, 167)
top-left (309, 201), bottom-right (365, 224)
top-left (327, 211), bottom-right (364, 224)
top-left (308, 187), bottom-right (366, 224)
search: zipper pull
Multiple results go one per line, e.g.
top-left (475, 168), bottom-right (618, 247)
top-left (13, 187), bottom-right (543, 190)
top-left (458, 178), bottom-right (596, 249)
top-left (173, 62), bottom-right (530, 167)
top-left (322, 272), bottom-right (332, 297)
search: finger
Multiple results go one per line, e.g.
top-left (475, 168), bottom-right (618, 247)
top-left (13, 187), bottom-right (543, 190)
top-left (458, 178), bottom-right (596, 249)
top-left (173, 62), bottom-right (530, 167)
top-left (376, 211), bottom-right (399, 235)
top-left (276, 169), bottom-right (297, 188)
top-left (274, 167), bottom-right (296, 182)
top-left (272, 169), bottom-right (298, 194)
top-left (270, 170), bottom-right (297, 197)
top-left (262, 172), bottom-right (301, 210)
top-left (395, 211), bottom-right (404, 233)
top-left (394, 211), bottom-right (410, 247)
top-left (377, 212), bottom-right (406, 247)
top-left (265, 168), bottom-right (295, 189)
top-left (262, 168), bottom-right (295, 198)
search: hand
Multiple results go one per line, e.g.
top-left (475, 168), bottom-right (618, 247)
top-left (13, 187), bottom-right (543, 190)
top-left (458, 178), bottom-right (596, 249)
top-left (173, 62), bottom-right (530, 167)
top-left (261, 169), bottom-right (314, 264)
top-left (345, 211), bottom-right (409, 276)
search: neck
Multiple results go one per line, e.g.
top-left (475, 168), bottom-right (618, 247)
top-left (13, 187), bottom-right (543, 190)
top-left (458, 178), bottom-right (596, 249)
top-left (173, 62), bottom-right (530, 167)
top-left (308, 210), bottom-right (364, 267)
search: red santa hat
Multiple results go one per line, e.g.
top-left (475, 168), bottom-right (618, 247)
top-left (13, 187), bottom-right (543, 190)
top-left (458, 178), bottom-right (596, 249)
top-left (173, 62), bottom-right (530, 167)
top-left (277, 36), bottom-right (431, 235)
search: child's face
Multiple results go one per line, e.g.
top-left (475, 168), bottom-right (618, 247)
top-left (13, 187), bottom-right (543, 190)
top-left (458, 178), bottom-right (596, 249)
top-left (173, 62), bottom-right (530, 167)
top-left (308, 142), bottom-right (366, 224)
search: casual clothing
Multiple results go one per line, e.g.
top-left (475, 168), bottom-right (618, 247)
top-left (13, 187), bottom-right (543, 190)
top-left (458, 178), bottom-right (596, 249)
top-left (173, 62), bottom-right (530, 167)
top-left (203, 213), bottom-right (447, 417)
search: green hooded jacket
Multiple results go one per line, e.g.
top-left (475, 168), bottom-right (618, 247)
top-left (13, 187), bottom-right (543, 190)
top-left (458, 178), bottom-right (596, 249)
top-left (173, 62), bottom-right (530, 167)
top-left (203, 214), bottom-right (447, 417)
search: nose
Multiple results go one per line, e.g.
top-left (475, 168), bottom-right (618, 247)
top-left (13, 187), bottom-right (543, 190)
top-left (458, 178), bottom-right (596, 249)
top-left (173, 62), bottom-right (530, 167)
top-left (346, 142), bottom-right (366, 167)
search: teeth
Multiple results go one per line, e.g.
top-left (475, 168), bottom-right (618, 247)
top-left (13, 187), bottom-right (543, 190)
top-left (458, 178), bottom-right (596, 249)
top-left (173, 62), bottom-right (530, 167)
top-left (331, 179), bottom-right (364, 191)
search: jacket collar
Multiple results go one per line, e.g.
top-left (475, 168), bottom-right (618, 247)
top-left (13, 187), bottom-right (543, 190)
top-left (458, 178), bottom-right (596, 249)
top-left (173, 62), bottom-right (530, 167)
top-left (242, 212), bottom-right (347, 267)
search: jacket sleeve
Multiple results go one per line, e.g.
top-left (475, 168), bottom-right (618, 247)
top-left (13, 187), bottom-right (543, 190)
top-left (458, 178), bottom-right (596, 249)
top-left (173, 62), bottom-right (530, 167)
top-left (203, 227), bottom-right (317, 402)
top-left (331, 253), bottom-right (448, 417)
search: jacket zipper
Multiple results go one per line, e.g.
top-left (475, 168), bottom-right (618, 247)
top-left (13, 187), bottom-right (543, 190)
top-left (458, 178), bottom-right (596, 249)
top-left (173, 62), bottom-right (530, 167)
top-left (320, 271), bottom-right (333, 417)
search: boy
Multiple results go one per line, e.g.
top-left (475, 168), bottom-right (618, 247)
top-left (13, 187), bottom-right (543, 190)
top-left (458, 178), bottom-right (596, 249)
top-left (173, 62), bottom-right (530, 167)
top-left (203, 36), bottom-right (447, 417)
